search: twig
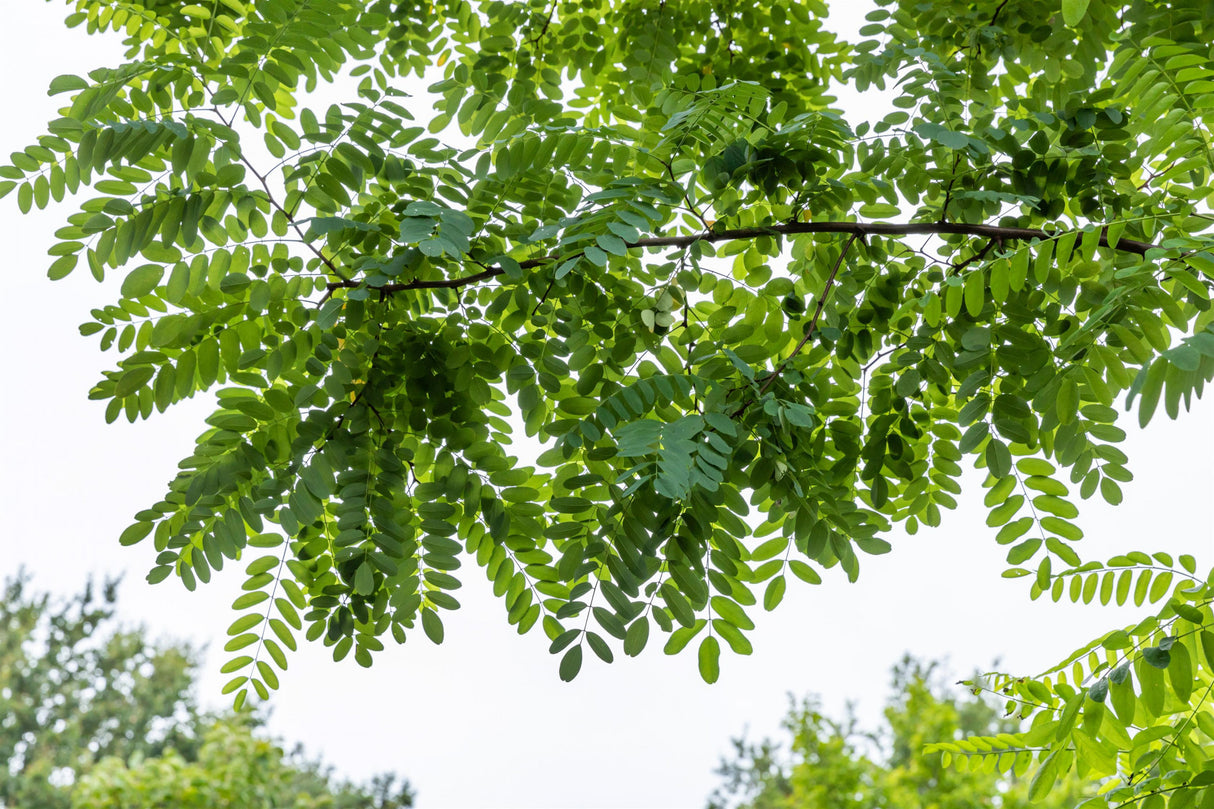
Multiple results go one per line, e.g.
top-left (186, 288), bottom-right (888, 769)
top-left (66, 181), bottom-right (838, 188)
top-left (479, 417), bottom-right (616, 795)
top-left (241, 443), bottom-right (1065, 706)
top-left (212, 110), bottom-right (350, 284)
top-left (767, 234), bottom-right (858, 389)
top-left (663, 158), bottom-right (712, 230)
top-left (939, 154), bottom-right (962, 223)
top-left (730, 232), bottom-right (860, 417)
top-left (524, 0), bottom-right (559, 46)
top-left (990, 0), bottom-right (1011, 26)
top-left (531, 278), bottom-right (557, 316)
top-left (950, 237), bottom-right (998, 275)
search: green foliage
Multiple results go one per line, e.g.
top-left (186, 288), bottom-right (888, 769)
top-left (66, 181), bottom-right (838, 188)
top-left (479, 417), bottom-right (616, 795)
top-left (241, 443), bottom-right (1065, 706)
top-left (709, 657), bottom-right (1092, 809)
top-left (8, 0), bottom-right (1214, 774)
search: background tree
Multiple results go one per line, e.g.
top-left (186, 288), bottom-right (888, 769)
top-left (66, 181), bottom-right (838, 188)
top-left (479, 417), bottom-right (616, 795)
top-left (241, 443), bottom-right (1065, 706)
top-left (72, 719), bottom-right (414, 809)
top-left (0, 574), bottom-right (413, 809)
top-left (0, 572), bottom-right (202, 809)
top-left (709, 657), bottom-right (1092, 809)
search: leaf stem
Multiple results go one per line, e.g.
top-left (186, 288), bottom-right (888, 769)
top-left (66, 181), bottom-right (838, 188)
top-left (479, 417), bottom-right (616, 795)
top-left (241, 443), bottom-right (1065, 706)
top-left (728, 232), bottom-right (859, 418)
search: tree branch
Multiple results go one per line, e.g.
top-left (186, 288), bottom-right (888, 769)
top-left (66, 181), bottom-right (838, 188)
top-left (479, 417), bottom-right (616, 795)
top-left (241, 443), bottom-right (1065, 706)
top-left (629, 220), bottom-right (1156, 255)
top-left (765, 233), bottom-right (860, 392)
top-left (328, 267), bottom-right (502, 294)
top-left (729, 233), bottom-right (860, 418)
top-left (950, 237), bottom-right (999, 275)
top-left (325, 220), bottom-right (1159, 297)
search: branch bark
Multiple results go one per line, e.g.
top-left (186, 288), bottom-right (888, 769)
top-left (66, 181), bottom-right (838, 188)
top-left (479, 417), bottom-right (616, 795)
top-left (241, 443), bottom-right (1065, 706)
top-left (324, 220), bottom-right (1159, 296)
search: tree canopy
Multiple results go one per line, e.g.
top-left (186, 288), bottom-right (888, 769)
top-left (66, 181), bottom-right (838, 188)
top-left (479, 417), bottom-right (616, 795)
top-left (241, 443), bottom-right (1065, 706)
top-left (0, 573), bottom-right (415, 809)
top-left (708, 657), bottom-right (1092, 809)
top-left (6, 0), bottom-right (1214, 805)
top-left (73, 719), bottom-right (414, 809)
top-left (0, 573), bottom-right (201, 809)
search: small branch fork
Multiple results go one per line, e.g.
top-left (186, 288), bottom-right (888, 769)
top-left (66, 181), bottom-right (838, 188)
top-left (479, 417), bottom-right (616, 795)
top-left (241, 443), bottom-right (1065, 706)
top-left (729, 232), bottom-right (861, 418)
top-left (200, 106), bottom-right (349, 285)
top-left (323, 220), bottom-right (1158, 297)
top-left (950, 236), bottom-right (999, 275)
top-left (762, 233), bottom-right (860, 395)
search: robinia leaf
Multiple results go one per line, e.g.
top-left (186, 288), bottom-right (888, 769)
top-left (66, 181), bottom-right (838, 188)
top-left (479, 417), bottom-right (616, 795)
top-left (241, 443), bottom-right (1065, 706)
top-left (1028, 749), bottom-right (1061, 801)
top-left (421, 609), bottom-right (444, 644)
top-left (48, 73), bottom-right (89, 95)
top-left (120, 264), bottom-right (164, 298)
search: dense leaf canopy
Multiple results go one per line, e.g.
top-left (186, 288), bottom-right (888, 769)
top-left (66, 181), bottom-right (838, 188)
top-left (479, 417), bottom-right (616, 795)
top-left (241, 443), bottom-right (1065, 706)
top-left (7, 0), bottom-right (1214, 805)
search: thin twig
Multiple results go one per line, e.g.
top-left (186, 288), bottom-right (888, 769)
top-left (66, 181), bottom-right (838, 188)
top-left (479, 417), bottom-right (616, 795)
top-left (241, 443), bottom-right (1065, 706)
top-left (950, 237), bottom-right (998, 275)
top-left (939, 154), bottom-right (962, 223)
top-left (531, 278), bottom-right (557, 316)
top-left (759, 233), bottom-right (859, 395)
top-left (212, 108), bottom-right (349, 284)
top-left (727, 233), bottom-right (860, 418)
top-left (663, 158), bottom-right (711, 230)
top-left (990, 0), bottom-right (1011, 26)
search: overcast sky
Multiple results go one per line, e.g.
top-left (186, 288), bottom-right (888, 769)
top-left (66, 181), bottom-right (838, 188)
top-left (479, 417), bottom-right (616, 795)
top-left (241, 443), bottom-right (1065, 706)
top-left (1, 4), bottom-right (1211, 808)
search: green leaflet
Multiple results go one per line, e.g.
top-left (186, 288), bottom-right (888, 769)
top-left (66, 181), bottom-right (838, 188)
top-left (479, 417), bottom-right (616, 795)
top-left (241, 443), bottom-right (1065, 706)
top-left (1062, 0), bottom-right (1092, 26)
top-left (698, 635), bottom-right (721, 684)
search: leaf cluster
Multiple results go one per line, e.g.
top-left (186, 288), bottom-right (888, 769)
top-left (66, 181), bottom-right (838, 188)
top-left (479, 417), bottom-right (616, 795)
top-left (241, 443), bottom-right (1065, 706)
top-left (928, 553), bottom-right (1214, 809)
top-left (6, 0), bottom-right (1214, 722)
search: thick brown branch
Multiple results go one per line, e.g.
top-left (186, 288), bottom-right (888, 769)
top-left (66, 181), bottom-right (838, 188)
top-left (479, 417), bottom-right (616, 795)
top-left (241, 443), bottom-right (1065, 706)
top-left (328, 267), bottom-right (501, 294)
top-left (324, 220), bottom-right (1159, 296)
top-left (628, 221), bottom-right (1156, 255)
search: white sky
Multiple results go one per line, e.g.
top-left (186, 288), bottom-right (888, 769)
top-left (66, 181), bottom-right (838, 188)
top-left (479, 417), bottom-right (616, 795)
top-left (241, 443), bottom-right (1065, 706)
top-left (1, 4), bottom-right (1211, 808)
